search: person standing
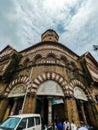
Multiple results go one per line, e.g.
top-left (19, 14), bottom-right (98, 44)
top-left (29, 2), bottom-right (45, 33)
top-left (63, 119), bottom-right (70, 130)
top-left (63, 120), bottom-right (67, 130)
top-left (70, 120), bottom-right (77, 130)
top-left (78, 121), bottom-right (88, 130)
top-left (57, 120), bottom-right (64, 130)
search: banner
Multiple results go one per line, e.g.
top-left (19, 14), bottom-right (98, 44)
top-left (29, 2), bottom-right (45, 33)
top-left (51, 98), bottom-right (64, 105)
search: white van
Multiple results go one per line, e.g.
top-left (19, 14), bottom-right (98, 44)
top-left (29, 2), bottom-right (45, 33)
top-left (0, 114), bottom-right (42, 130)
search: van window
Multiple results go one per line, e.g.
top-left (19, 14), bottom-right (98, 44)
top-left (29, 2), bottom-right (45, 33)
top-left (17, 118), bottom-right (27, 130)
top-left (27, 117), bottom-right (34, 128)
top-left (35, 117), bottom-right (40, 125)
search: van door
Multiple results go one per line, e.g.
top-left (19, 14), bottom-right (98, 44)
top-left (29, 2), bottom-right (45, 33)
top-left (34, 117), bottom-right (41, 130)
top-left (16, 118), bottom-right (27, 130)
top-left (27, 117), bottom-right (41, 130)
top-left (26, 117), bottom-right (35, 130)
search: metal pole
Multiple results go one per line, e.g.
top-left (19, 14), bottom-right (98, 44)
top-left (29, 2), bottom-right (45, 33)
top-left (21, 67), bottom-right (33, 114)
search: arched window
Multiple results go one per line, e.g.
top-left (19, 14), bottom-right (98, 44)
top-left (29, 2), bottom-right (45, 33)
top-left (34, 54), bottom-right (42, 64)
top-left (60, 55), bottom-right (68, 65)
top-left (68, 61), bottom-right (78, 71)
top-left (95, 95), bottom-right (98, 103)
top-left (71, 61), bottom-right (78, 69)
top-left (23, 57), bottom-right (30, 67)
top-left (46, 53), bottom-right (56, 63)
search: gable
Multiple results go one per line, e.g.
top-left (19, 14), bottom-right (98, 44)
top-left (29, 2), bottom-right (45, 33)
top-left (0, 45), bottom-right (17, 76)
top-left (0, 45), bottom-right (16, 60)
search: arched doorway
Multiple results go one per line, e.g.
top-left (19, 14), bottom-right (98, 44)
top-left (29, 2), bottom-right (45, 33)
top-left (74, 87), bottom-right (91, 125)
top-left (36, 80), bottom-right (65, 125)
top-left (5, 83), bottom-right (26, 117)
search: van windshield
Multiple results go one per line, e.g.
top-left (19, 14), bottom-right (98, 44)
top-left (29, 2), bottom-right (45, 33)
top-left (0, 117), bottom-right (20, 130)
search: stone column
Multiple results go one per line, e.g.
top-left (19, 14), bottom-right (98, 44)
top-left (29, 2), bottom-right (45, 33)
top-left (48, 98), bottom-right (52, 126)
top-left (3, 105), bottom-right (11, 121)
top-left (87, 102), bottom-right (96, 126)
top-left (70, 98), bottom-right (80, 126)
top-left (88, 100), bottom-right (98, 129)
top-left (28, 95), bottom-right (36, 113)
top-left (64, 97), bottom-right (80, 128)
top-left (0, 98), bottom-right (9, 122)
top-left (22, 95), bottom-right (36, 114)
top-left (10, 98), bottom-right (18, 115)
top-left (64, 97), bottom-right (72, 122)
top-left (80, 100), bottom-right (87, 125)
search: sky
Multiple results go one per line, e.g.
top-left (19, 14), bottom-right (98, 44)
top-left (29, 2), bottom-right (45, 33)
top-left (0, 0), bottom-right (98, 61)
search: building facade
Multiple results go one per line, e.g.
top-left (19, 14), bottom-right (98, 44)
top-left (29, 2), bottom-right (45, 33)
top-left (0, 29), bottom-right (98, 129)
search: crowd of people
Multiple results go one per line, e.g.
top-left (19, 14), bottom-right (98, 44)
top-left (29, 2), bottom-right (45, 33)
top-left (53, 118), bottom-right (90, 130)
top-left (42, 116), bottom-right (93, 130)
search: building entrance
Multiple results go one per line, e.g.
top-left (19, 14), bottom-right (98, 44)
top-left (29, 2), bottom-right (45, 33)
top-left (2, 97), bottom-right (24, 121)
top-left (8, 97), bottom-right (23, 115)
top-left (76, 99), bottom-right (92, 126)
top-left (36, 96), bottom-right (65, 126)
top-left (36, 80), bottom-right (65, 125)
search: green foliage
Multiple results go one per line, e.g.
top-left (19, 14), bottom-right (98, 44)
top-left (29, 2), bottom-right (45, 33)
top-left (3, 53), bottom-right (22, 83)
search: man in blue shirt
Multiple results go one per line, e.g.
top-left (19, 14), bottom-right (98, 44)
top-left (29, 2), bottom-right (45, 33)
top-left (57, 121), bottom-right (64, 130)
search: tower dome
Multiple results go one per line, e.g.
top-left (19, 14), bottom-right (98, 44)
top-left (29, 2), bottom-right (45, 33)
top-left (41, 29), bottom-right (59, 42)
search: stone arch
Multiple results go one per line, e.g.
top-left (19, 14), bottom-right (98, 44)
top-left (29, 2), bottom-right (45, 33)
top-left (4, 76), bottom-right (32, 97)
top-left (31, 72), bottom-right (67, 96)
top-left (68, 79), bottom-right (88, 99)
top-left (47, 53), bottom-right (56, 58)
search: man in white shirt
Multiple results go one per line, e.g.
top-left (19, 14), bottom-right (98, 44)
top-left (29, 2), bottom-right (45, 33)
top-left (71, 120), bottom-right (77, 130)
top-left (63, 119), bottom-right (70, 130)
top-left (78, 121), bottom-right (88, 130)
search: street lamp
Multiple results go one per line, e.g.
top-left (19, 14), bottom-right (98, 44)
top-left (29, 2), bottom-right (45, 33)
top-left (21, 67), bottom-right (33, 113)
top-left (93, 45), bottom-right (98, 51)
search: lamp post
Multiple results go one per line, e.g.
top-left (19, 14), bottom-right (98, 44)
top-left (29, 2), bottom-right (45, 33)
top-left (21, 67), bottom-right (33, 113)
top-left (93, 45), bottom-right (98, 51)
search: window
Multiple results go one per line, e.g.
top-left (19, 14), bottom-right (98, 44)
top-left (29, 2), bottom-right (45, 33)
top-left (47, 53), bottom-right (56, 63)
top-left (60, 55), bottom-right (68, 65)
top-left (34, 54), bottom-right (42, 64)
top-left (70, 61), bottom-right (78, 71)
top-left (27, 117), bottom-right (34, 128)
top-left (95, 95), bottom-right (98, 103)
top-left (17, 118), bottom-right (27, 129)
top-left (0, 117), bottom-right (20, 129)
top-left (35, 117), bottom-right (40, 125)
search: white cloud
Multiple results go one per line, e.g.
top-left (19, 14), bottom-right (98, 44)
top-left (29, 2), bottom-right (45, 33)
top-left (0, 0), bottom-right (98, 61)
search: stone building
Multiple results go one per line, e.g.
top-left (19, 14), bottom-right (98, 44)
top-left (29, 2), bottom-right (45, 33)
top-left (0, 29), bottom-right (98, 129)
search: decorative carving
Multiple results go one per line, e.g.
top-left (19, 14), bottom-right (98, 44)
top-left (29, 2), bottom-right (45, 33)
top-left (8, 83), bottom-right (26, 97)
top-left (74, 87), bottom-right (88, 101)
top-left (0, 49), bottom-right (12, 59)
